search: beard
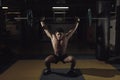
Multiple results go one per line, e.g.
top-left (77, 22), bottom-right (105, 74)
top-left (57, 36), bottom-right (62, 40)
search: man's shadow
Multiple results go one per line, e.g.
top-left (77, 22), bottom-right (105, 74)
top-left (80, 68), bottom-right (120, 77)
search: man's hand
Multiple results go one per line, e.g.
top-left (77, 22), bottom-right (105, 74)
top-left (40, 17), bottom-right (46, 28)
top-left (75, 17), bottom-right (80, 22)
top-left (77, 17), bottom-right (80, 22)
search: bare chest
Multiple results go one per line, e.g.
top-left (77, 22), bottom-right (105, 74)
top-left (53, 38), bottom-right (65, 46)
top-left (51, 36), bottom-right (68, 47)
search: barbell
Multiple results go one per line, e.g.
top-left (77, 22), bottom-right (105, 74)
top-left (14, 9), bottom-right (33, 27)
top-left (14, 9), bottom-right (108, 27)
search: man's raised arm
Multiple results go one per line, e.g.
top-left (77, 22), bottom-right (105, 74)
top-left (40, 17), bottom-right (52, 38)
top-left (66, 17), bottom-right (80, 39)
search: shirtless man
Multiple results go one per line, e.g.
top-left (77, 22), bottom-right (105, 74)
top-left (40, 17), bottom-right (80, 75)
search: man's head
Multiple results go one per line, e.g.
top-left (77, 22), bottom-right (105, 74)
top-left (55, 27), bottom-right (64, 40)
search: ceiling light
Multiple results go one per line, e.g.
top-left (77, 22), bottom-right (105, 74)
top-left (2, 7), bottom-right (8, 9)
top-left (52, 7), bottom-right (69, 10)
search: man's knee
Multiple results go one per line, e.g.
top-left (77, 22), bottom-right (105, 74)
top-left (64, 56), bottom-right (76, 63)
top-left (44, 55), bottom-right (55, 63)
top-left (68, 56), bottom-right (75, 61)
top-left (44, 58), bottom-right (49, 63)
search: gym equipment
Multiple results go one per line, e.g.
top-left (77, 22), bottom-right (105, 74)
top-left (88, 8), bottom-right (92, 26)
top-left (14, 9), bottom-right (108, 27)
top-left (14, 9), bottom-right (33, 27)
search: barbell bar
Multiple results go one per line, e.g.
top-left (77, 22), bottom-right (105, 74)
top-left (14, 9), bottom-right (108, 27)
top-left (14, 17), bottom-right (107, 20)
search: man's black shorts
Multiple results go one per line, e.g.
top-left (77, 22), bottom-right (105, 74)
top-left (53, 54), bottom-right (68, 63)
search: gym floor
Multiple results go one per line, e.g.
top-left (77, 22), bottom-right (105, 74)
top-left (0, 59), bottom-right (120, 80)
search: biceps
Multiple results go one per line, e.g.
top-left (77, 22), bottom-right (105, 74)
top-left (44, 30), bottom-right (52, 38)
top-left (66, 30), bottom-right (74, 38)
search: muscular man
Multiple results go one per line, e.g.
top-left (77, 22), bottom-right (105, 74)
top-left (40, 17), bottom-right (80, 75)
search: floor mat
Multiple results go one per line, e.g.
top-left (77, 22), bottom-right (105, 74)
top-left (40, 68), bottom-right (85, 80)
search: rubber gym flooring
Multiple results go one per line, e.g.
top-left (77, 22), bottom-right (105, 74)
top-left (0, 59), bottom-right (120, 80)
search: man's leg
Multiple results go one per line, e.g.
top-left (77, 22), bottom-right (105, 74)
top-left (44, 55), bottom-right (56, 75)
top-left (63, 56), bottom-right (76, 73)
